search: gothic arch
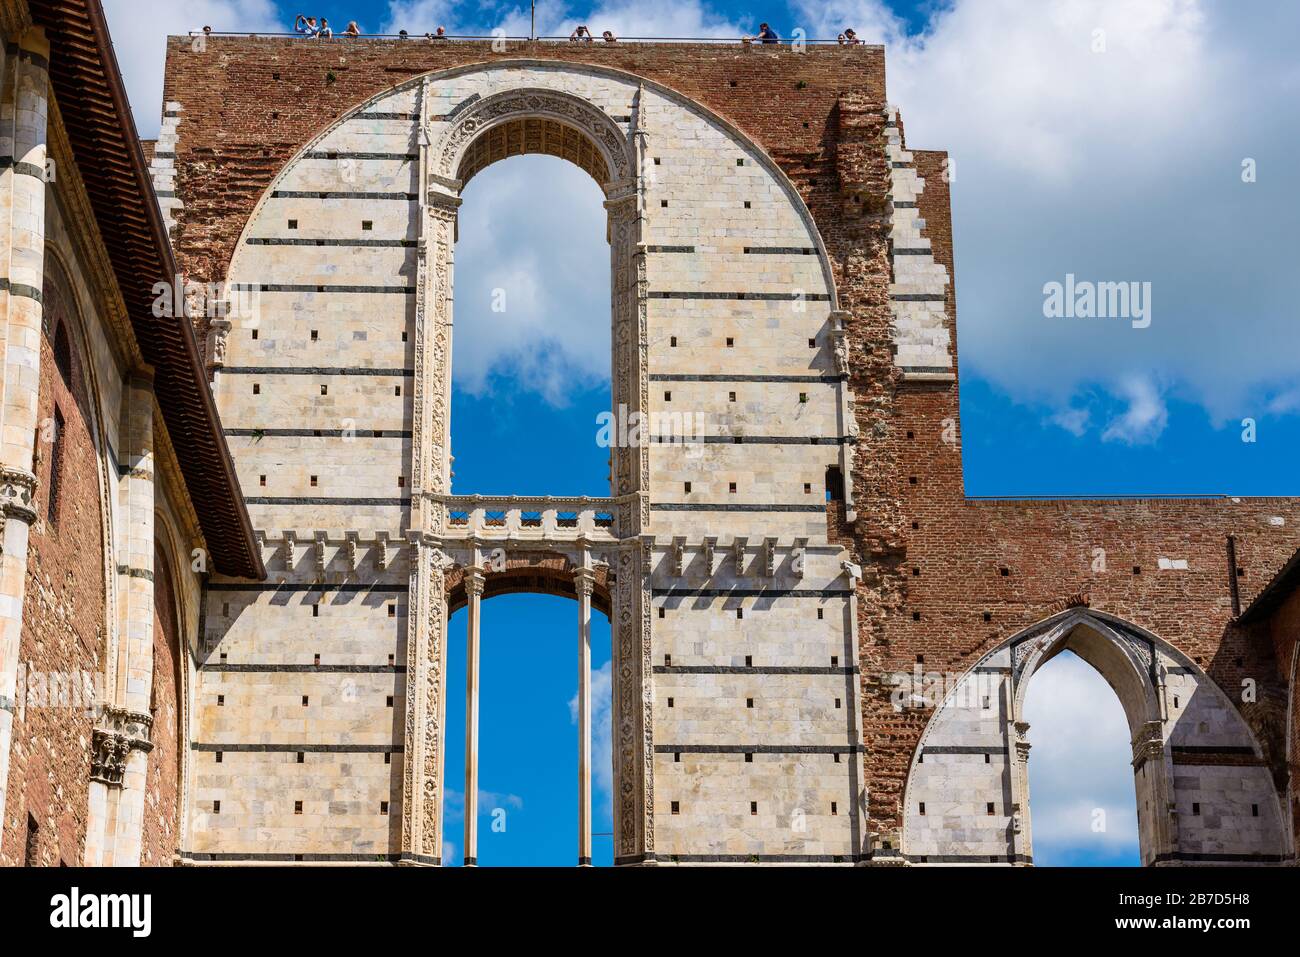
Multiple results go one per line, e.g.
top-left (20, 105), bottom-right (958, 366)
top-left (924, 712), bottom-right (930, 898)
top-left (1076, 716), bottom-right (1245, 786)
top-left (902, 609), bottom-right (1287, 865)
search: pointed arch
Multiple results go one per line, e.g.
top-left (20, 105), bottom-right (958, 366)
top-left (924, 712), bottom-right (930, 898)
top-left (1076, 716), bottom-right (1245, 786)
top-left (902, 609), bottom-right (1288, 865)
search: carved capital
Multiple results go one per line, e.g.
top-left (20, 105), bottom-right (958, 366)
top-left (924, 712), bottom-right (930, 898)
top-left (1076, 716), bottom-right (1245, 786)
top-left (90, 707), bottom-right (154, 787)
top-left (0, 466), bottom-right (38, 528)
top-left (574, 567), bottom-right (597, 599)
top-left (464, 567), bottom-right (486, 598)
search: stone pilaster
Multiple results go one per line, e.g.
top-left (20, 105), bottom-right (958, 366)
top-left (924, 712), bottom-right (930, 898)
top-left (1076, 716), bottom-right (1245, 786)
top-left (92, 369), bottom-right (157, 867)
top-left (0, 24), bottom-right (47, 844)
top-left (399, 536), bottom-right (448, 865)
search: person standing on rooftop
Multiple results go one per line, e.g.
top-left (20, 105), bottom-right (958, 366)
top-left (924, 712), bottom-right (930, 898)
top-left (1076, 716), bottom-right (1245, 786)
top-left (757, 22), bottom-right (779, 44)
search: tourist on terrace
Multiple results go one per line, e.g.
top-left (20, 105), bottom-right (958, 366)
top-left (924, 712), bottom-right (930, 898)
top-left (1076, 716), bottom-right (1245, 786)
top-left (318, 18), bottom-right (332, 38)
top-left (427, 26), bottom-right (448, 39)
top-left (843, 28), bottom-right (861, 44)
top-left (602, 30), bottom-right (617, 43)
top-left (343, 21), bottom-right (360, 37)
top-left (570, 25), bottom-right (593, 42)
top-left (756, 22), bottom-right (779, 44)
top-left (294, 14), bottom-right (318, 37)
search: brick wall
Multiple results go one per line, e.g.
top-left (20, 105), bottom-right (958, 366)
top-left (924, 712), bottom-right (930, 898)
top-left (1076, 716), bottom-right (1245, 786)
top-left (0, 274), bottom-right (107, 866)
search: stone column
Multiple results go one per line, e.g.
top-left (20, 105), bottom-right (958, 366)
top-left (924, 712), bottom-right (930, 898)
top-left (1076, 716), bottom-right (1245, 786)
top-left (463, 566), bottom-right (484, 866)
top-left (575, 566), bottom-right (596, 865)
top-left (92, 369), bottom-right (157, 867)
top-left (0, 25), bottom-right (47, 840)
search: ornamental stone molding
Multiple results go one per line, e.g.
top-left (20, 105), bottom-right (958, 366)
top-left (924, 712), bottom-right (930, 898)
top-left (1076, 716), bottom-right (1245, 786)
top-left (430, 87), bottom-right (634, 188)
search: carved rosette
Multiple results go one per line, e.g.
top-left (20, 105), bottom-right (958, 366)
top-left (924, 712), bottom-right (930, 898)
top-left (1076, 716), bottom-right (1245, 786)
top-left (90, 707), bottom-right (153, 787)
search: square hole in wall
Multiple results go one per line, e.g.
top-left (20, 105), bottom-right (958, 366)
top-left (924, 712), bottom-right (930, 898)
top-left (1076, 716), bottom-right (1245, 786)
top-left (984, 753), bottom-right (991, 764)
top-left (808, 338), bottom-right (816, 348)
top-left (684, 481), bottom-right (692, 493)
top-left (745, 753), bottom-right (753, 763)
top-left (736, 608), bottom-right (743, 620)
top-left (671, 801), bottom-right (680, 814)
top-left (726, 337), bottom-right (735, 347)
top-left (750, 801), bottom-right (758, 815)
top-left (746, 697), bottom-right (754, 708)
top-left (288, 219), bottom-right (298, 229)
top-left (660, 200), bottom-right (668, 208)
top-left (215, 752), bottom-right (223, 763)
top-left (402, 331), bottom-right (408, 342)
top-left (398, 476), bottom-right (406, 488)
top-left (388, 604), bottom-right (397, 618)
top-left (669, 335), bottom-right (678, 347)
top-left (729, 482), bottom-right (737, 493)
top-left (213, 801), bottom-right (221, 814)
top-left (799, 393), bottom-right (808, 404)
top-left (251, 329), bottom-right (259, 340)
top-left (729, 392), bottom-right (737, 403)
top-left (674, 752), bottom-right (680, 763)
top-left (311, 329), bottom-right (318, 341)
top-left (380, 801), bottom-right (389, 814)
top-left (217, 695), bottom-right (225, 706)
top-left (313, 654), bottom-right (320, 666)
top-left (804, 483), bottom-right (812, 494)
top-left (912, 611), bottom-right (921, 622)
top-left (744, 655), bottom-right (752, 667)
top-left (658, 607), bottom-right (665, 620)
top-left (835, 698), bottom-right (842, 709)
top-left (817, 608), bottom-right (824, 620)
top-left (384, 753), bottom-right (391, 765)
top-left (310, 476), bottom-right (318, 487)
top-left (986, 803), bottom-right (995, 816)
top-left (653, 157), bottom-right (661, 165)
top-left (830, 655), bottom-right (838, 666)
top-left (297, 752), bottom-right (305, 764)
top-left (386, 696), bottom-right (394, 708)
top-left (259, 475), bottom-right (267, 487)
top-left (294, 801), bottom-right (303, 815)
top-left (664, 391), bottom-right (672, 402)
top-left (320, 385), bottom-right (328, 396)
top-left (302, 695), bottom-right (309, 706)
top-left (919, 802), bottom-right (926, 815)
top-left (831, 802), bottom-right (838, 815)
top-left (252, 383), bottom-right (260, 395)
top-left (362, 220), bottom-right (373, 231)
top-left (667, 697), bottom-right (674, 708)
top-left (312, 605), bottom-right (319, 618)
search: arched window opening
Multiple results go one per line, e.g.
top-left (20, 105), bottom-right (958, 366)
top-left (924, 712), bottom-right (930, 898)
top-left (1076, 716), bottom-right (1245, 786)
top-left (53, 320), bottom-right (74, 387)
top-left (449, 154), bottom-right (612, 497)
top-left (442, 593), bottom-right (614, 866)
top-left (1022, 650), bottom-right (1140, 866)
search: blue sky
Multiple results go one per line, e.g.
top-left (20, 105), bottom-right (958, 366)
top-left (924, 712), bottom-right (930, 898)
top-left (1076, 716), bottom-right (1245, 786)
top-left (102, 0), bottom-right (1300, 867)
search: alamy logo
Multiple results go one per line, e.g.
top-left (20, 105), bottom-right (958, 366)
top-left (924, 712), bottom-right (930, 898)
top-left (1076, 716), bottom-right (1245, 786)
top-left (1042, 273), bottom-right (1152, 328)
top-left (49, 888), bottom-right (151, 938)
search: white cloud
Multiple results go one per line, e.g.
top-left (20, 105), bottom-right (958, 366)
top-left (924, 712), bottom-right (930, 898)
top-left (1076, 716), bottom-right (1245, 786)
top-left (453, 155), bottom-right (612, 405)
top-left (1023, 650), bottom-right (1140, 859)
top-left (1100, 374), bottom-right (1168, 444)
top-left (793, 0), bottom-right (1300, 429)
top-left (102, 0), bottom-right (281, 138)
top-left (384, 0), bottom-right (742, 39)
top-left (1049, 406), bottom-right (1091, 437)
top-left (569, 660), bottom-right (613, 804)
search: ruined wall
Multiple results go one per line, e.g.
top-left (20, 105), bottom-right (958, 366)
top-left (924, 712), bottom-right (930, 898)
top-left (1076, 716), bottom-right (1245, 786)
top-left (160, 38), bottom-right (1300, 864)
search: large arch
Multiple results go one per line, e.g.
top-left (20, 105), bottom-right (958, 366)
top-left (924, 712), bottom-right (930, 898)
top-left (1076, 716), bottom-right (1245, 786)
top-left (207, 58), bottom-right (857, 867)
top-left (902, 608), bottom-right (1287, 865)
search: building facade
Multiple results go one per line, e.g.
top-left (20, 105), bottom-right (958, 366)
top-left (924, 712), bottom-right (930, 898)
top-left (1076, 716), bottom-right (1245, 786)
top-left (0, 0), bottom-right (1296, 866)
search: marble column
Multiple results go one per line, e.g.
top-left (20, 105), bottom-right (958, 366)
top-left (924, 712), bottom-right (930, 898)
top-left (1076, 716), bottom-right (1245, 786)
top-left (575, 567), bottom-right (596, 865)
top-left (463, 567), bottom-right (484, 865)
